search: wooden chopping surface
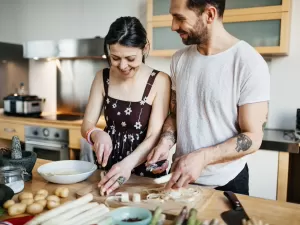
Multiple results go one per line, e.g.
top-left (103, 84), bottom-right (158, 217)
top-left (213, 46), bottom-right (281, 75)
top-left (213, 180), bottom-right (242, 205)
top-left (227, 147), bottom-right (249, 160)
top-left (76, 171), bottom-right (215, 216)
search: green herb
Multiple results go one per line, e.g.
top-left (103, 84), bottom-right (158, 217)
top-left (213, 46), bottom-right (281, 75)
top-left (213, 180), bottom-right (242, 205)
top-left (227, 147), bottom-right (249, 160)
top-left (0, 207), bottom-right (4, 217)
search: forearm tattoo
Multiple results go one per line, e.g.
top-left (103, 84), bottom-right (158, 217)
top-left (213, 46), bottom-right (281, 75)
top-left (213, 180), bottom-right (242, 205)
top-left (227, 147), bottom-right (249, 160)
top-left (235, 134), bottom-right (252, 152)
top-left (160, 130), bottom-right (176, 145)
top-left (160, 90), bottom-right (177, 145)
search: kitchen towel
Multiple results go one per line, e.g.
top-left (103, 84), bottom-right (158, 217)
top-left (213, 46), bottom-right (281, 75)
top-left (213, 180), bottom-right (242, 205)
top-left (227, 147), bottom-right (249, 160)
top-left (0, 216), bottom-right (34, 225)
top-left (79, 138), bottom-right (95, 163)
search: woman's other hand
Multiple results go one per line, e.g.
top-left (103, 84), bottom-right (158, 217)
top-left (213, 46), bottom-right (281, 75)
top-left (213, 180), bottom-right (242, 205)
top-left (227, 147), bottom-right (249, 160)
top-left (91, 130), bottom-right (113, 167)
top-left (98, 159), bottom-right (133, 195)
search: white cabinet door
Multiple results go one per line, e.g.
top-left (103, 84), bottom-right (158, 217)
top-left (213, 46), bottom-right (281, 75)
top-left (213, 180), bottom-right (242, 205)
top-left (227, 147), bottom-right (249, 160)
top-left (248, 150), bottom-right (279, 200)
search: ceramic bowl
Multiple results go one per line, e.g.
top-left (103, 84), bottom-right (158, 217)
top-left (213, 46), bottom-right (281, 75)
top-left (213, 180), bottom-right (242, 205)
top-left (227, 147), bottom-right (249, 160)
top-left (109, 207), bottom-right (152, 225)
top-left (37, 160), bottom-right (97, 184)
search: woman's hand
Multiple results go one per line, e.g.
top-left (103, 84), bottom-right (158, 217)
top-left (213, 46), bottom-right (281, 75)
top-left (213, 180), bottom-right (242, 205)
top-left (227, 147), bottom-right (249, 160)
top-left (98, 159), bottom-right (133, 195)
top-left (91, 130), bottom-right (113, 167)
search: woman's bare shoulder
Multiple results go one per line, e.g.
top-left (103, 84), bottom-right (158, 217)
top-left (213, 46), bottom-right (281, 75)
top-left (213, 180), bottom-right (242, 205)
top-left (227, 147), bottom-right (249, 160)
top-left (91, 69), bottom-right (107, 95)
top-left (95, 69), bottom-right (105, 81)
top-left (154, 70), bottom-right (171, 88)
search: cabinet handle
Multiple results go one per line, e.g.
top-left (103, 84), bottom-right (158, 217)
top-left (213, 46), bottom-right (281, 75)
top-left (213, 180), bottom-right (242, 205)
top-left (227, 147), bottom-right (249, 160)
top-left (4, 128), bottom-right (16, 133)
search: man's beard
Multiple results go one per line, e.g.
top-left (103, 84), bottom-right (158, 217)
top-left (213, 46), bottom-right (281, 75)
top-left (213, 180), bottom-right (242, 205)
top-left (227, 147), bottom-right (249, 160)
top-left (178, 19), bottom-right (209, 46)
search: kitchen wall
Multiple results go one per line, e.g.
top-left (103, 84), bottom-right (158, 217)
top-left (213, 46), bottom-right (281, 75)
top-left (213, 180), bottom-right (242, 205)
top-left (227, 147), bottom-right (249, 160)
top-left (0, 0), bottom-right (299, 129)
top-left (0, 59), bottom-right (29, 107)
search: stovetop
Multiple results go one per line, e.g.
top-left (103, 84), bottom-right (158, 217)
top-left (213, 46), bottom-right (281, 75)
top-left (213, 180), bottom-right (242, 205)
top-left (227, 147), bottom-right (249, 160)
top-left (40, 113), bottom-right (83, 121)
top-left (3, 111), bottom-right (84, 121)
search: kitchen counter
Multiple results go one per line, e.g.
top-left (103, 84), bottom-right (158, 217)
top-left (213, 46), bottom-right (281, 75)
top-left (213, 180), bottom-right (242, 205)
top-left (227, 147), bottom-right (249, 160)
top-left (261, 129), bottom-right (300, 153)
top-left (2, 159), bottom-right (300, 224)
top-left (0, 111), bottom-right (106, 129)
top-left (0, 113), bottom-right (295, 203)
top-left (0, 111), bottom-right (106, 150)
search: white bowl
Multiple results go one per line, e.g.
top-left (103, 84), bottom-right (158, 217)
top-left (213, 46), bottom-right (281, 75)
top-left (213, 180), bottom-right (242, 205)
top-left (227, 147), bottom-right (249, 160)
top-left (37, 160), bottom-right (97, 184)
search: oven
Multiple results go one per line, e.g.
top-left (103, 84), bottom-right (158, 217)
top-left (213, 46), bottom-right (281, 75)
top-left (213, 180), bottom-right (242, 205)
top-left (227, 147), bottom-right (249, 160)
top-left (25, 125), bottom-right (69, 161)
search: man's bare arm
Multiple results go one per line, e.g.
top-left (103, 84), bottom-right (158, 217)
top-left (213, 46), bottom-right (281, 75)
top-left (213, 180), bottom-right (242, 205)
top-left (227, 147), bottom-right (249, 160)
top-left (146, 90), bottom-right (177, 165)
top-left (201, 101), bottom-right (268, 165)
top-left (158, 90), bottom-right (177, 148)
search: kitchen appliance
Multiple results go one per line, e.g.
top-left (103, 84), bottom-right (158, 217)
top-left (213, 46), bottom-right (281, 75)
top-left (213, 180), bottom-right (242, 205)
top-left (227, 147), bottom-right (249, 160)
top-left (221, 191), bottom-right (250, 225)
top-left (25, 125), bottom-right (69, 161)
top-left (22, 37), bottom-right (108, 115)
top-left (3, 94), bottom-right (43, 117)
top-left (23, 37), bottom-right (106, 59)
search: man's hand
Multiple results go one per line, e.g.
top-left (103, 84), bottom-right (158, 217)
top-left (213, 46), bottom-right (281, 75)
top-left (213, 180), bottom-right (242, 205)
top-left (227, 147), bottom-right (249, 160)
top-left (146, 139), bottom-right (173, 174)
top-left (166, 151), bottom-right (206, 189)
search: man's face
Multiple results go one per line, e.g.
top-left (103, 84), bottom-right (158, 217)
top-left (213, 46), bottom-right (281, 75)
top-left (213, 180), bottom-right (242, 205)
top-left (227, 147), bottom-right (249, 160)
top-left (170, 0), bottom-right (209, 45)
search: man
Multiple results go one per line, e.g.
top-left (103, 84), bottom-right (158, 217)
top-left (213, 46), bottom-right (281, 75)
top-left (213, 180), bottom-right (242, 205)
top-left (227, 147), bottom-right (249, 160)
top-left (146, 0), bottom-right (270, 195)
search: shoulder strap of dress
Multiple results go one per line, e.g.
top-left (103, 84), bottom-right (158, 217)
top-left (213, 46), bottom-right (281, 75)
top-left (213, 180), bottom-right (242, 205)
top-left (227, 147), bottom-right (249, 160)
top-left (102, 68), bottom-right (110, 95)
top-left (142, 70), bottom-right (160, 100)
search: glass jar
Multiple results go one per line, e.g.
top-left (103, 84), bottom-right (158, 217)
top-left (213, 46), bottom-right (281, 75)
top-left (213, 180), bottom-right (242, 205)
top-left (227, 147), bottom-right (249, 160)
top-left (0, 165), bottom-right (26, 194)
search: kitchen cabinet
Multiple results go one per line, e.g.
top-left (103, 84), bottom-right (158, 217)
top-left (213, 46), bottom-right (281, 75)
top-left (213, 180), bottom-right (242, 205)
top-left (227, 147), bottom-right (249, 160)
top-left (248, 150), bottom-right (290, 202)
top-left (0, 121), bottom-right (25, 142)
top-left (248, 149), bottom-right (279, 200)
top-left (147, 0), bottom-right (292, 56)
top-left (69, 128), bottom-right (83, 149)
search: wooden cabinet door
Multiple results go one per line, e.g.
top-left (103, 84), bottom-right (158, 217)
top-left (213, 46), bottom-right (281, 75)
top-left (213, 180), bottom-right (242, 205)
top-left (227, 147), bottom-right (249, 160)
top-left (0, 121), bottom-right (25, 141)
top-left (148, 12), bottom-right (290, 56)
top-left (248, 150), bottom-right (279, 200)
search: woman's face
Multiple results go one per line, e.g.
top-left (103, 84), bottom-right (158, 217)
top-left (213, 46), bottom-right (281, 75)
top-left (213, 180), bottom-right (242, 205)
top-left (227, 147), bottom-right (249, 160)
top-left (109, 43), bottom-right (144, 78)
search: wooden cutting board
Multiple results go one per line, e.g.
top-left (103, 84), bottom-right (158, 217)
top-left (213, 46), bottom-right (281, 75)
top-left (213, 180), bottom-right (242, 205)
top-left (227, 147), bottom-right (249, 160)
top-left (76, 174), bottom-right (215, 216)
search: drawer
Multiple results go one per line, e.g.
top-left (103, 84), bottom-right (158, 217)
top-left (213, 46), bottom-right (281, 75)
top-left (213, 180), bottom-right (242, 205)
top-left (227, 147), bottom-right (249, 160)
top-left (69, 128), bottom-right (82, 149)
top-left (0, 122), bottom-right (25, 141)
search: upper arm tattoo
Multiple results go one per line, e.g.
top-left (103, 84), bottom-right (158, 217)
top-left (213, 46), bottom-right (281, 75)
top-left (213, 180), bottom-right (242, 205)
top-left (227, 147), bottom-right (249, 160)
top-left (170, 90), bottom-right (176, 117)
top-left (160, 90), bottom-right (177, 145)
top-left (235, 134), bottom-right (252, 152)
top-left (262, 112), bottom-right (268, 131)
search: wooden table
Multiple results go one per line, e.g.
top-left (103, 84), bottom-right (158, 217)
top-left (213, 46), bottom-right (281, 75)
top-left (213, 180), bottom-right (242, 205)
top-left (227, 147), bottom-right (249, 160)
top-left (2, 159), bottom-right (300, 224)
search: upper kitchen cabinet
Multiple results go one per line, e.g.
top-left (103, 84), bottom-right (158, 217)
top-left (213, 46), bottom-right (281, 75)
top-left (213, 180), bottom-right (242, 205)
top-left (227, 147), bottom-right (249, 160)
top-left (147, 0), bottom-right (292, 56)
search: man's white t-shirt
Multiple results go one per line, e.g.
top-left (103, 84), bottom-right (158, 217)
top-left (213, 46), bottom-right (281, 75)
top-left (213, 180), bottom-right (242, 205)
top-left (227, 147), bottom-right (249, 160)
top-left (171, 41), bottom-right (270, 186)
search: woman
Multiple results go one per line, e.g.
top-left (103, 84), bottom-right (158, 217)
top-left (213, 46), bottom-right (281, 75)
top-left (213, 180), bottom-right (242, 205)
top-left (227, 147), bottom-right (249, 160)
top-left (81, 16), bottom-right (170, 195)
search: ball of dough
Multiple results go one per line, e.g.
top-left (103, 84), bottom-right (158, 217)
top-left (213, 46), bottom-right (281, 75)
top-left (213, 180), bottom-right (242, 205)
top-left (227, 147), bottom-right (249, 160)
top-left (8, 203), bottom-right (26, 216)
top-left (35, 199), bottom-right (47, 208)
top-left (34, 194), bottom-right (46, 201)
top-left (3, 200), bottom-right (15, 209)
top-left (26, 203), bottom-right (44, 215)
top-left (21, 198), bottom-right (34, 206)
top-left (46, 195), bottom-right (60, 202)
top-left (18, 192), bottom-right (33, 201)
top-left (36, 189), bottom-right (48, 198)
top-left (47, 200), bottom-right (60, 209)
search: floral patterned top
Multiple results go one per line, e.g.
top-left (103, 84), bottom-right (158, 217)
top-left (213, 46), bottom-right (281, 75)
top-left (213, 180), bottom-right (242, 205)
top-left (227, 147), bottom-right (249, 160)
top-left (95, 68), bottom-right (165, 178)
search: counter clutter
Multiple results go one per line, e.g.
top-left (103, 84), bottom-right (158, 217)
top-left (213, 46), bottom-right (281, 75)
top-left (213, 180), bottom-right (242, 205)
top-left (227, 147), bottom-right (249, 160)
top-left (1, 159), bottom-right (300, 225)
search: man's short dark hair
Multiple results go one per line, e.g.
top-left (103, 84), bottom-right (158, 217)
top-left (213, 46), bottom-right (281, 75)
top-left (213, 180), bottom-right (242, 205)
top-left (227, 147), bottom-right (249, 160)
top-left (187, 0), bottom-right (226, 18)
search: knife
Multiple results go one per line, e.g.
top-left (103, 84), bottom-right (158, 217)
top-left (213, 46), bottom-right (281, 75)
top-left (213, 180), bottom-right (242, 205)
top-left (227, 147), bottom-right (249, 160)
top-left (146, 159), bottom-right (168, 172)
top-left (221, 191), bottom-right (250, 225)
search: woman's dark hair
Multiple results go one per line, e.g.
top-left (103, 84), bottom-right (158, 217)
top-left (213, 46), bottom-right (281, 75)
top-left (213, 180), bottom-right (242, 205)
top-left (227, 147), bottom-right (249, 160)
top-left (104, 16), bottom-right (148, 66)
